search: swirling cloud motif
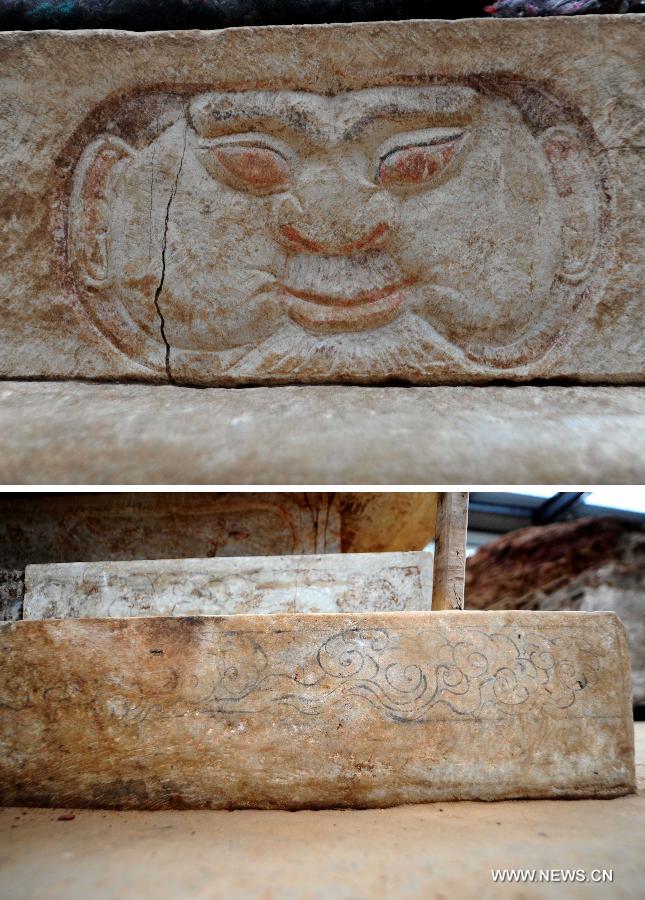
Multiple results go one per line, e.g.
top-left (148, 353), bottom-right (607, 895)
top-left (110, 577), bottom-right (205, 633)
top-left (1, 623), bottom-right (603, 730)
top-left (103, 625), bottom-right (600, 725)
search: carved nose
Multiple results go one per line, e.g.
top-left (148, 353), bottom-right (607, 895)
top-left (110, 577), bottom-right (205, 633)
top-left (273, 182), bottom-right (396, 256)
top-left (280, 220), bottom-right (389, 254)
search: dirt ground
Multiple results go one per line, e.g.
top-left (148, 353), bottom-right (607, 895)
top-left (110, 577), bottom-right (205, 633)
top-left (1, 723), bottom-right (643, 899)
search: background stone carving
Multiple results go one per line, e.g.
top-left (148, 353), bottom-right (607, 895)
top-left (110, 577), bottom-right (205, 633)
top-left (23, 552), bottom-right (434, 618)
top-left (0, 493), bottom-right (440, 616)
top-left (0, 19), bottom-right (642, 385)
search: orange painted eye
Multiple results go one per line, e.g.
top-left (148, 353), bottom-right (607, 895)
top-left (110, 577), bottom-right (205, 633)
top-left (378, 139), bottom-right (461, 188)
top-left (211, 144), bottom-right (290, 192)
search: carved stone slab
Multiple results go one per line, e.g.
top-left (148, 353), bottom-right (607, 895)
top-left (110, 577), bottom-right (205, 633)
top-left (0, 492), bottom-right (342, 572)
top-left (0, 611), bottom-right (635, 809)
top-left (0, 17), bottom-right (642, 386)
top-left (22, 552), bottom-right (433, 619)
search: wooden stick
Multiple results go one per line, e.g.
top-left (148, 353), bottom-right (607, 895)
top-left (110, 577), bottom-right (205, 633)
top-left (432, 492), bottom-right (469, 610)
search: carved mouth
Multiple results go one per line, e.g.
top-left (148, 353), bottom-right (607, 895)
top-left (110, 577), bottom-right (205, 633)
top-left (279, 252), bottom-right (412, 333)
top-left (280, 282), bottom-right (410, 333)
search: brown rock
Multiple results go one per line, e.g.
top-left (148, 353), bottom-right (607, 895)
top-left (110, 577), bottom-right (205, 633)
top-left (465, 517), bottom-right (645, 611)
top-left (0, 611), bottom-right (635, 809)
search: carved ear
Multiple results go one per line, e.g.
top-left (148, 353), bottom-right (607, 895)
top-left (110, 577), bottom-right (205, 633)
top-left (539, 125), bottom-right (600, 285)
top-left (68, 135), bottom-right (134, 287)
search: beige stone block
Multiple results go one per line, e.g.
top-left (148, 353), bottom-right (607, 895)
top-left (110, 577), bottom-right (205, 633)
top-left (23, 552), bottom-right (433, 619)
top-left (0, 492), bottom-right (441, 577)
top-left (579, 572), bottom-right (645, 708)
top-left (0, 611), bottom-right (635, 809)
top-left (0, 492), bottom-right (342, 568)
top-left (0, 382), bottom-right (643, 483)
top-left (340, 493), bottom-right (437, 553)
top-left (0, 17), bottom-right (643, 386)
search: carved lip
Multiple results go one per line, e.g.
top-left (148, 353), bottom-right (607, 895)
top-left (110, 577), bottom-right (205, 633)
top-left (280, 282), bottom-right (411, 333)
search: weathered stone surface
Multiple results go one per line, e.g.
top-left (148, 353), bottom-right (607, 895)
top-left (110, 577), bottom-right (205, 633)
top-left (465, 517), bottom-right (645, 610)
top-left (0, 569), bottom-right (23, 621)
top-left (0, 492), bottom-right (440, 573)
top-left (340, 493), bottom-right (437, 553)
top-left (577, 567), bottom-right (645, 707)
top-left (469, 564), bottom-right (645, 707)
top-left (0, 493), bottom-right (342, 571)
top-left (0, 611), bottom-right (635, 809)
top-left (0, 18), bottom-right (643, 386)
top-left (1, 383), bottom-right (644, 483)
top-left (22, 552), bottom-right (433, 619)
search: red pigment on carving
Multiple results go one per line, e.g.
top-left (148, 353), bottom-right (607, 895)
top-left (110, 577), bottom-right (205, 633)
top-left (285, 279), bottom-right (414, 309)
top-left (380, 143), bottom-right (457, 186)
top-left (215, 146), bottom-right (289, 189)
top-left (352, 222), bottom-right (389, 251)
top-left (280, 222), bottom-right (390, 255)
top-left (279, 224), bottom-right (323, 253)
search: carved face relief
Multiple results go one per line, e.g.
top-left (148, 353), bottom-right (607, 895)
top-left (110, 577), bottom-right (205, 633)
top-left (66, 84), bottom-right (607, 383)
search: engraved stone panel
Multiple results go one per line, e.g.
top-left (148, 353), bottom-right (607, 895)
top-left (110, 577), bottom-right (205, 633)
top-left (0, 493), bottom-right (342, 573)
top-left (0, 18), bottom-right (642, 385)
top-left (23, 552), bottom-right (433, 619)
top-left (0, 611), bottom-right (635, 809)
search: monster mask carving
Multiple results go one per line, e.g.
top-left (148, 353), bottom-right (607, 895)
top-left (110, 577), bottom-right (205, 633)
top-left (67, 83), bottom-right (607, 384)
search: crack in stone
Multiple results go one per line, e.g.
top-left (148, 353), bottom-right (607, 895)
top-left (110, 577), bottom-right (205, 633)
top-left (153, 126), bottom-right (187, 384)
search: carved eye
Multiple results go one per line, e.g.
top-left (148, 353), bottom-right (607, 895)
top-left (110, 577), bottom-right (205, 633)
top-left (378, 136), bottom-right (463, 188)
top-left (204, 143), bottom-right (290, 193)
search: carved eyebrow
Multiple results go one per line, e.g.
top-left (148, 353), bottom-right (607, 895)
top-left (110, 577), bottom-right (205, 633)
top-left (189, 92), bottom-right (330, 142)
top-left (340, 87), bottom-right (481, 140)
top-left (189, 87), bottom-right (481, 145)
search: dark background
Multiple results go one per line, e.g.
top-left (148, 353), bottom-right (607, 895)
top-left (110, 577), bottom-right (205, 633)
top-left (0, 1), bottom-right (500, 30)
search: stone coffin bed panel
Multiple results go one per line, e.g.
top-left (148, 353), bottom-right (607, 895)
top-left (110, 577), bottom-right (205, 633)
top-left (0, 611), bottom-right (635, 809)
top-left (0, 17), bottom-right (643, 387)
top-left (1, 383), bottom-right (644, 484)
top-left (22, 552), bottom-right (433, 619)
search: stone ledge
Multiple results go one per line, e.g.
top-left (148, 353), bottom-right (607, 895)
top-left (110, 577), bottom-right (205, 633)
top-left (0, 382), bottom-right (643, 483)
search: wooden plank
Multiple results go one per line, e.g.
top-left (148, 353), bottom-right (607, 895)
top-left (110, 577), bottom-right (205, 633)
top-left (0, 611), bottom-right (634, 809)
top-left (23, 552), bottom-right (433, 619)
top-left (432, 492), bottom-right (469, 611)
